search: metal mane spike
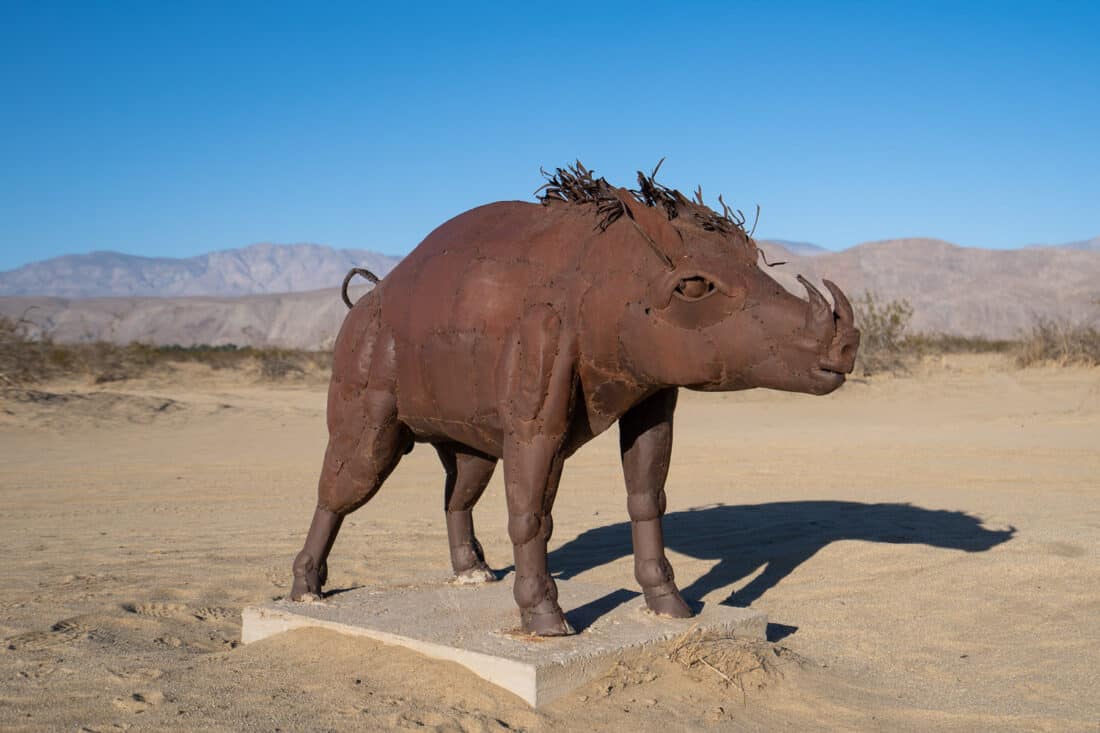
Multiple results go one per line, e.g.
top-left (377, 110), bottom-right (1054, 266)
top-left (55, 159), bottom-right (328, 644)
top-left (537, 160), bottom-right (759, 253)
top-left (535, 161), bottom-right (625, 231)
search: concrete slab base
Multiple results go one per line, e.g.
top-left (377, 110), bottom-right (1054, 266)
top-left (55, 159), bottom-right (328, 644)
top-left (242, 576), bottom-right (767, 707)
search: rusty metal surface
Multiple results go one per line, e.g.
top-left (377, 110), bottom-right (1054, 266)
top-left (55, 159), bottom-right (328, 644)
top-left (291, 162), bottom-right (860, 636)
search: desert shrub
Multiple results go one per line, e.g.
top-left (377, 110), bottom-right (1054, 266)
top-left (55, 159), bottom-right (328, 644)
top-left (256, 350), bottom-right (307, 379)
top-left (852, 293), bottom-right (1027, 374)
top-left (0, 314), bottom-right (55, 385)
top-left (84, 342), bottom-right (161, 383)
top-left (146, 343), bottom-right (244, 369)
top-left (852, 292), bottom-right (914, 375)
top-left (1015, 317), bottom-right (1100, 367)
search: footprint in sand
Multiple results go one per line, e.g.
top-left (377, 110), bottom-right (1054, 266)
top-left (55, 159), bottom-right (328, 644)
top-left (51, 619), bottom-right (115, 644)
top-left (192, 606), bottom-right (235, 622)
top-left (5, 618), bottom-right (114, 651)
top-left (121, 602), bottom-right (191, 619)
top-left (121, 602), bottom-right (235, 623)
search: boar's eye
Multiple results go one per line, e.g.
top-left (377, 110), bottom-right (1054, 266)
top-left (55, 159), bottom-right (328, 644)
top-left (674, 276), bottom-right (716, 302)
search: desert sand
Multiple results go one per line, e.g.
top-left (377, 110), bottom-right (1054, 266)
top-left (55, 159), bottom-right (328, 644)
top-left (1, 354), bottom-right (1098, 731)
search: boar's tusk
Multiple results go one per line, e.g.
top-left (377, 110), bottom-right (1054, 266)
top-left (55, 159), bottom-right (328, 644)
top-left (822, 279), bottom-right (855, 327)
top-left (797, 275), bottom-right (833, 332)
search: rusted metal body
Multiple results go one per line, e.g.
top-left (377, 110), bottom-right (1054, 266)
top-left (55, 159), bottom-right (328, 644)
top-left (291, 163), bottom-right (860, 635)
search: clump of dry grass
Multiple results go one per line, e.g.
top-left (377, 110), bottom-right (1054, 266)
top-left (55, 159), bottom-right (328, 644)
top-left (853, 291), bottom-right (1100, 373)
top-left (850, 293), bottom-right (1016, 376)
top-left (0, 315), bottom-right (331, 386)
top-left (852, 292), bottom-right (915, 375)
top-left (0, 314), bottom-right (55, 385)
top-left (1014, 317), bottom-right (1100, 367)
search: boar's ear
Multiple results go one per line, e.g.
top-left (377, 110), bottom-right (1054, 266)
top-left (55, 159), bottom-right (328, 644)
top-left (606, 187), bottom-right (679, 269)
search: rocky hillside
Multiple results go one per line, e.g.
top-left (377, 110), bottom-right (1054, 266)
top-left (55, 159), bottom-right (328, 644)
top-left (0, 243), bottom-right (401, 298)
top-left (758, 238), bottom-right (1100, 338)
top-left (0, 284), bottom-right (376, 351)
top-left (1028, 236), bottom-right (1100, 252)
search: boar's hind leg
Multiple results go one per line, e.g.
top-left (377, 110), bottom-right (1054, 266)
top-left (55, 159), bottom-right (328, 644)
top-left (436, 443), bottom-right (498, 583)
top-left (620, 388), bottom-right (692, 618)
top-left (290, 389), bottom-right (411, 601)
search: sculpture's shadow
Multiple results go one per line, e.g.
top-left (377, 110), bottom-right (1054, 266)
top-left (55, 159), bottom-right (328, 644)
top-left (548, 501), bottom-right (1014, 634)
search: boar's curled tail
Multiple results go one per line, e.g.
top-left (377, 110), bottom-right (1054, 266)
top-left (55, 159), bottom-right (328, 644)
top-left (341, 267), bottom-right (381, 309)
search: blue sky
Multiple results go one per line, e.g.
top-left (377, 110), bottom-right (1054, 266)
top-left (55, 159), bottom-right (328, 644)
top-left (1, 1), bottom-right (1098, 270)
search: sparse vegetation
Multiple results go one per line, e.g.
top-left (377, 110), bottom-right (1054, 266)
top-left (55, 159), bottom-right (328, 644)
top-left (0, 315), bottom-right (330, 386)
top-left (851, 292), bottom-right (915, 375)
top-left (1014, 317), bottom-right (1100, 367)
top-left (852, 293), bottom-right (1020, 376)
top-left (0, 314), bottom-right (54, 385)
top-left (902, 333), bottom-right (1015, 355)
top-left (258, 353), bottom-right (308, 380)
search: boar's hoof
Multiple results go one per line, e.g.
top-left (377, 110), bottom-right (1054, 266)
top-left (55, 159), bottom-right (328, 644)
top-left (450, 539), bottom-right (493, 583)
top-left (290, 550), bottom-right (324, 601)
top-left (453, 561), bottom-right (497, 585)
top-left (521, 601), bottom-right (574, 637)
top-left (644, 585), bottom-right (693, 619)
top-left (453, 566), bottom-right (497, 585)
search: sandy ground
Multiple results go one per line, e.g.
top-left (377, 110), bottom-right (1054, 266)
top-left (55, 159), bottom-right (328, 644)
top-left (1, 354), bottom-right (1098, 732)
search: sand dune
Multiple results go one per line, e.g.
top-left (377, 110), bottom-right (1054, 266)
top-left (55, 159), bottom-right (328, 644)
top-left (1, 356), bottom-right (1098, 730)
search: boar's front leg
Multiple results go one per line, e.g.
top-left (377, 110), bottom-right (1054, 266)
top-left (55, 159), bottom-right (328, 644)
top-left (502, 304), bottom-right (576, 636)
top-left (620, 388), bottom-right (692, 618)
top-left (505, 445), bottom-right (570, 635)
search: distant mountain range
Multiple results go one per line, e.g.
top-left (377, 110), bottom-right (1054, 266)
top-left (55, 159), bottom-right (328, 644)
top-left (762, 236), bottom-right (1100, 255)
top-left (760, 239), bottom-right (830, 257)
top-left (757, 238), bottom-right (1100, 339)
top-left (0, 286), bottom-right (370, 352)
top-left (1, 237), bottom-right (1097, 346)
top-left (1026, 236), bottom-right (1100, 252)
top-left (0, 243), bottom-right (402, 298)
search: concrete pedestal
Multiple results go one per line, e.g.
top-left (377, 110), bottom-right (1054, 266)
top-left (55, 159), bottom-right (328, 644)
top-left (242, 576), bottom-right (766, 707)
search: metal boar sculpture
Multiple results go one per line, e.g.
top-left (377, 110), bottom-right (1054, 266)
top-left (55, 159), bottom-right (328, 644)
top-left (290, 162), bottom-right (860, 636)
